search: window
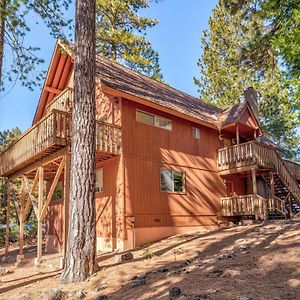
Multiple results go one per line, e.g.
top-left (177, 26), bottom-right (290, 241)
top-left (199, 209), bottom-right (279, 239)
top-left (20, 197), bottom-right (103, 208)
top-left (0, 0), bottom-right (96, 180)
top-left (136, 110), bottom-right (172, 131)
top-left (160, 168), bottom-right (185, 193)
top-left (96, 168), bottom-right (103, 192)
top-left (155, 115), bottom-right (172, 130)
top-left (193, 127), bottom-right (200, 139)
top-left (136, 110), bottom-right (154, 126)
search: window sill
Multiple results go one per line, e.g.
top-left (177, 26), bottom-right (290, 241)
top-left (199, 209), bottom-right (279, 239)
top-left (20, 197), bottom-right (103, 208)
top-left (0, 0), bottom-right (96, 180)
top-left (160, 190), bottom-right (187, 195)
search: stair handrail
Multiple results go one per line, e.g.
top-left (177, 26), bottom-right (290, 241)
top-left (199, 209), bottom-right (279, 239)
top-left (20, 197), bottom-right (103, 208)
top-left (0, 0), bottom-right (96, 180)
top-left (252, 141), bottom-right (300, 203)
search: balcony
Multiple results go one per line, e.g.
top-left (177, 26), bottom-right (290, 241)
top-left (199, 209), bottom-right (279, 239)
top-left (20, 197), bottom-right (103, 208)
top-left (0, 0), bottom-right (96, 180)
top-left (0, 87), bottom-right (122, 177)
top-left (96, 121), bottom-right (121, 161)
top-left (46, 88), bottom-right (73, 114)
top-left (0, 110), bottom-right (71, 177)
top-left (217, 141), bottom-right (276, 173)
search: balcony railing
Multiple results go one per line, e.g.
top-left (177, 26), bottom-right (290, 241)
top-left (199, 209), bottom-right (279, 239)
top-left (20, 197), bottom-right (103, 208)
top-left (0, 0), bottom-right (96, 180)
top-left (0, 110), bottom-right (71, 176)
top-left (221, 194), bottom-right (267, 217)
top-left (221, 194), bottom-right (285, 217)
top-left (217, 141), bottom-right (300, 203)
top-left (96, 121), bottom-right (121, 155)
top-left (283, 159), bottom-right (300, 182)
top-left (0, 112), bottom-right (122, 176)
top-left (46, 88), bottom-right (73, 114)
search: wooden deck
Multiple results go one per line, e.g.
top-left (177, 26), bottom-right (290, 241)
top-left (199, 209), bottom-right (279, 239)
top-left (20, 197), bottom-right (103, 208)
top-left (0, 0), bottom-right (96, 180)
top-left (0, 88), bottom-right (121, 177)
top-left (217, 141), bottom-right (300, 202)
top-left (96, 121), bottom-right (121, 162)
top-left (0, 110), bottom-right (71, 177)
top-left (221, 194), bottom-right (285, 217)
top-left (46, 88), bottom-right (73, 114)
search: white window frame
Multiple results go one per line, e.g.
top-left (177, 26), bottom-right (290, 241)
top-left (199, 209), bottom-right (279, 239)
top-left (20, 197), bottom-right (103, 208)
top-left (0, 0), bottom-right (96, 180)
top-left (193, 127), bottom-right (200, 139)
top-left (136, 110), bottom-right (172, 131)
top-left (160, 168), bottom-right (186, 193)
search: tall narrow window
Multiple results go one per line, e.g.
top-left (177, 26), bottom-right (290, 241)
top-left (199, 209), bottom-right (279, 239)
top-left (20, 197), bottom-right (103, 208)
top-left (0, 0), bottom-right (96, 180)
top-left (160, 168), bottom-right (185, 193)
top-left (96, 168), bottom-right (103, 192)
top-left (193, 127), bottom-right (200, 139)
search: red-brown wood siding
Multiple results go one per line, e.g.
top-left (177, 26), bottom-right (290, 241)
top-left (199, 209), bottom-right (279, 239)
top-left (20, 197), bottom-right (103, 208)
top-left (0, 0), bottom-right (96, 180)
top-left (96, 157), bottom-right (124, 246)
top-left (122, 99), bottom-right (226, 228)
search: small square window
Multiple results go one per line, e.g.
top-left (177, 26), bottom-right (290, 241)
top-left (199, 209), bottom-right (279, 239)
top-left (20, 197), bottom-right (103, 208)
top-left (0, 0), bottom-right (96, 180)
top-left (193, 128), bottom-right (200, 139)
top-left (96, 168), bottom-right (103, 192)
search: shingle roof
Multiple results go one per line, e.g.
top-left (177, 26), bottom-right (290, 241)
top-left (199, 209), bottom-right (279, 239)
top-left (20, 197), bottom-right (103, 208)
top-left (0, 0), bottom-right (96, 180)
top-left (95, 56), bottom-right (222, 126)
top-left (217, 102), bottom-right (247, 125)
top-left (61, 41), bottom-right (253, 128)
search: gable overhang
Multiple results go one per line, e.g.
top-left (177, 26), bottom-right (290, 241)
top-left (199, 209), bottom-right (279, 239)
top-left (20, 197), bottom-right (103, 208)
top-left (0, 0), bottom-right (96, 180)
top-left (32, 41), bottom-right (74, 124)
top-left (221, 103), bottom-right (262, 136)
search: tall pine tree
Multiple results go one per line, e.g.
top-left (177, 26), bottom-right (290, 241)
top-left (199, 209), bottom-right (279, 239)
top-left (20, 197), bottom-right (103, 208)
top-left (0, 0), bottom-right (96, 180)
top-left (96, 0), bottom-right (163, 80)
top-left (194, 0), bottom-right (299, 158)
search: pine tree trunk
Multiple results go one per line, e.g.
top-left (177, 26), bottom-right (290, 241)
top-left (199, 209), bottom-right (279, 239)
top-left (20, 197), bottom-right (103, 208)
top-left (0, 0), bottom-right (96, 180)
top-left (60, 0), bottom-right (97, 283)
top-left (0, 0), bottom-right (6, 89)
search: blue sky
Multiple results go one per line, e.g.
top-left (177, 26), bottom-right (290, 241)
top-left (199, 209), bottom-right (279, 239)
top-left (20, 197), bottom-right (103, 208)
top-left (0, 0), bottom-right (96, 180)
top-left (0, 0), bottom-right (218, 132)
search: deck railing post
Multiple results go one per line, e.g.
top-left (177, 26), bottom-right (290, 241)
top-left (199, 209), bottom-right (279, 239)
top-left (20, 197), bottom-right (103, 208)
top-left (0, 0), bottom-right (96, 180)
top-left (5, 179), bottom-right (11, 255)
top-left (36, 166), bottom-right (44, 265)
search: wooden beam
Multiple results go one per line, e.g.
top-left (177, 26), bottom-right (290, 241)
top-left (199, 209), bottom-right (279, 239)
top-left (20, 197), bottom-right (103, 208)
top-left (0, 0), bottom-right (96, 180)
top-left (289, 194), bottom-right (293, 218)
top-left (19, 178), bottom-right (25, 257)
top-left (63, 150), bottom-right (70, 256)
top-left (5, 180), bottom-right (11, 255)
top-left (9, 148), bottom-right (67, 181)
top-left (252, 168), bottom-right (257, 195)
top-left (40, 157), bottom-right (65, 221)
top-left (37, 167), bottom-right (44, 260)
top-left (219, 164), bottom-right (258, 176)
top-left (12, 188), bottom-right (20, 222)
top-left (236, 123), bottom-right (240, 145)
top-left (22, 171), bottom-right (39, 221)
top-left (44, 86), bottom-right (62, 95)
top-left (251, 168), bottom-right (258, 220)
top-left (270, 171), bottom-right (275, 203)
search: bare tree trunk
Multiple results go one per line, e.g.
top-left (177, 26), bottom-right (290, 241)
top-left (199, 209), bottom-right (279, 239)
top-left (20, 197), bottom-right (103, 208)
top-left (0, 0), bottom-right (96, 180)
top-left (0, 0), bottom-right (6, 90)
top-left (60, 0), bottom-right (97, 283)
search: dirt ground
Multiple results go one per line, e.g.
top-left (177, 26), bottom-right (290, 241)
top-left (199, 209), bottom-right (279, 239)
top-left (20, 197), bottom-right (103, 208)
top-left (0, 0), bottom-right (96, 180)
top-left (0, 220), bottom-right (300, 300)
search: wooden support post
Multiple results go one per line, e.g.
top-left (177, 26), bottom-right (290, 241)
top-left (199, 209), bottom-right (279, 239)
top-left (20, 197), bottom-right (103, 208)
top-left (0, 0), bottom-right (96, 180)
top-left (236, 123), bottom-right (240, 145)
top-left (289, 194), bottom-right (293, 218)
top-left (270, 172), bottom-right (275, 209)
top-left (37, 167), bottom-right (44, 265)
top-left (252, 168), bottom-right (257, 195)
top-left (63, 151), bottom-right (70, 259)
top-left (251, 168), bottom-right (258, 220)
top-left (5, 180), bottom-right (11, 255)
top-left (18, 178), bottom-right (25, 260)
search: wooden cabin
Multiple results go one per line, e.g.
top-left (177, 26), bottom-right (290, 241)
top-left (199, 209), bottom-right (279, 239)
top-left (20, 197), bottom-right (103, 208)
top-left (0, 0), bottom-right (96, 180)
top-left (1, 41), bottom-right (300, 261)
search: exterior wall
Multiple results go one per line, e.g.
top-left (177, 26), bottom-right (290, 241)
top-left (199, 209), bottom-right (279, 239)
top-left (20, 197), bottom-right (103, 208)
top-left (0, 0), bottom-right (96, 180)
top-left (95, 156), bottom-right (124, 252)
top-left (45, 196), bottom-right (63, 253)
top-left (121, 99), bottom-right (226, 247)
top-left (224, 174), bottom-right (247, 196)
top-left (96, 79), bottom-right (121, 126)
